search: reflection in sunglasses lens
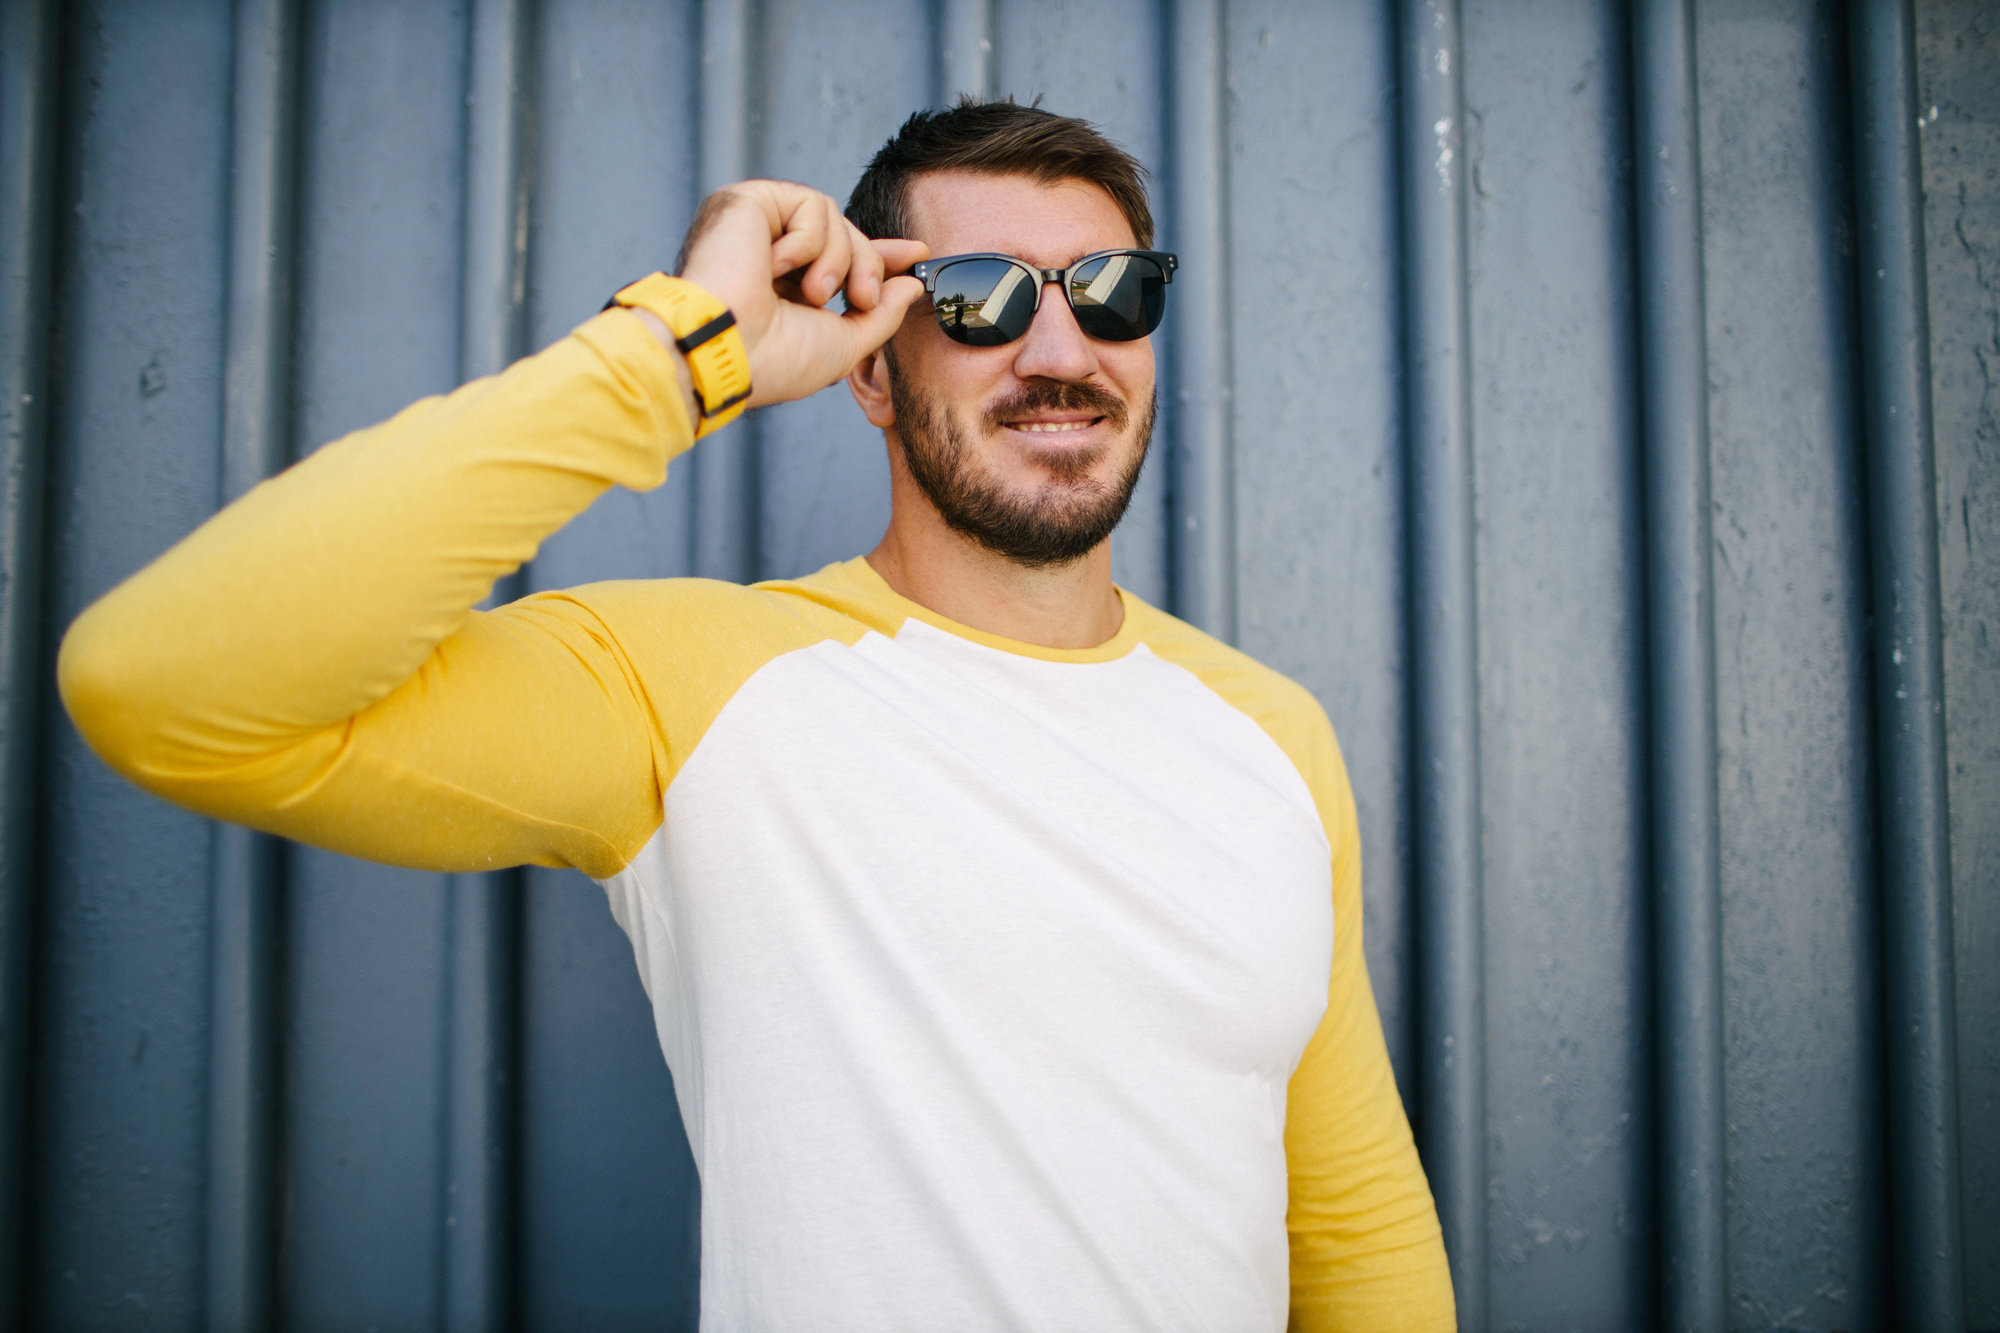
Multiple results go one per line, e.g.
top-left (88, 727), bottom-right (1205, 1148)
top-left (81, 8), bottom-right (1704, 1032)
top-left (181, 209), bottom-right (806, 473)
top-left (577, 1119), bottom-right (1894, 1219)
top-left (1070, 255), bottom-right (1164, 343)
top-left (933, 259), bottom-right (1037, 347)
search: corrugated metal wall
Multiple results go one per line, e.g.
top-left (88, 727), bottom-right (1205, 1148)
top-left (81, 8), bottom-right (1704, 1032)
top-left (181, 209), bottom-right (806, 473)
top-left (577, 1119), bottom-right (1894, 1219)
top-left (0, 0), bottom-right (1992, 1329)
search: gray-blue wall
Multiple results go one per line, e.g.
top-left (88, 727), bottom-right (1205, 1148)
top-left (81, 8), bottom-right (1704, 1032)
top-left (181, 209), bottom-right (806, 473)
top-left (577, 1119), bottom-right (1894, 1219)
top-left (0, 1), bottom-right (1992, 1330)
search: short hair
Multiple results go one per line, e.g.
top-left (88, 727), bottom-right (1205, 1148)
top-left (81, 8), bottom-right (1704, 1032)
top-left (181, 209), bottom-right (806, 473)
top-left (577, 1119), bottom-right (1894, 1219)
top-left (846, 97), bottom-right (1154, 248)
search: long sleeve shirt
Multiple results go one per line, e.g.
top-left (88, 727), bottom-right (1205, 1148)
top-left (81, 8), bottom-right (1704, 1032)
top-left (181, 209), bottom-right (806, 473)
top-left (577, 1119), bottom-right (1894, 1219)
top-left (59, 305), bottom-right (1454, 1331)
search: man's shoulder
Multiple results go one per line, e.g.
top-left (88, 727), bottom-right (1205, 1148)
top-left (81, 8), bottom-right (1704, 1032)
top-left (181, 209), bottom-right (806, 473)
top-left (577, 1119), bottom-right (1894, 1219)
top-left (1125, 595), bottom-right (1329, 732)
top-left (511, 569), bottom-right (878, 699)
top-left (534, 560), bottom-right (885, 639)
top-left (1125, 593), bottom-right (1356, 830)
top-left (505, 567), bottom-right (884, 781)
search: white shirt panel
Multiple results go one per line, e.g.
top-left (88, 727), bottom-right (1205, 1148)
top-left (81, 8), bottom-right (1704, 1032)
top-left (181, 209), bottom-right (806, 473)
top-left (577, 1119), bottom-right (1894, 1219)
top-left (601, 619), bottom-right (1335, 1331)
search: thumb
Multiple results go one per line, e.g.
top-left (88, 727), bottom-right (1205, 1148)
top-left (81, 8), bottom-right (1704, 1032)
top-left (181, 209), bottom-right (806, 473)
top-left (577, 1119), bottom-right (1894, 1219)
top-left (840, 274), bottom-right (927, 360)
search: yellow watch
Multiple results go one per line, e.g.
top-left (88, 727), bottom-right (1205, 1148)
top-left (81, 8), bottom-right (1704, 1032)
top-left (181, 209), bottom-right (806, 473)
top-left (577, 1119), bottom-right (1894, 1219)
top-left (607, 273), bottom-right (752, 438)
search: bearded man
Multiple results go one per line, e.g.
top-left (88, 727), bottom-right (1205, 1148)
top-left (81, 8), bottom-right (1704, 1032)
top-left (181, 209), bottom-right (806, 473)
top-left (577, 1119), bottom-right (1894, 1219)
top-left (61, 100), bottom-right (1452, 1331)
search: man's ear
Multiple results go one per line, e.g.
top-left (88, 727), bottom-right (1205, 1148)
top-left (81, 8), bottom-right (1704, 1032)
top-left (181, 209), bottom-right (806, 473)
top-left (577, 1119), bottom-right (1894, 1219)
top-left (847, 346), bottom-right (896, 428)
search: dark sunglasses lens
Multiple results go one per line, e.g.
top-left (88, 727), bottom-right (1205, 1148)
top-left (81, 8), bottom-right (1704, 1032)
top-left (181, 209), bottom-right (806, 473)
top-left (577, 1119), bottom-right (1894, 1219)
top-left (1067, 254), bottom-right (1167, 342)
top-left (931, 259), bottom-right (1039, 346)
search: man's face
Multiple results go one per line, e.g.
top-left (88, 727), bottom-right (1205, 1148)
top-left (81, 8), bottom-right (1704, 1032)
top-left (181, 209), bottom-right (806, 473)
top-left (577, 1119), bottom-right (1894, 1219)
top-left (880, 170), bottom-right (1157, 568)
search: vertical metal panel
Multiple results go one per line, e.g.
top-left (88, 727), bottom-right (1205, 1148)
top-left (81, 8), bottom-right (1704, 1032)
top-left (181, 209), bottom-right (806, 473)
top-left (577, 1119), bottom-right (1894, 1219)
top-left (993, 0), bottom-right (1171, 606)
top-left (461, 0), bottom-right (533, 387)
top-left (282, 1), bottom-right (468, 1324)
top-left (526, 0), bottom-right (697, 587)
top-left (280, 864), bottom-right (450, 1330)
top-left (1917, 6), bottom-right (2000, 1328)
top-left (754, 0), bottom-right (930, 582)
top-left (1462, 3), bottom-right (1652, 1325)
top-left (520, 4), bottom-right (702, 1325)
top-left (1851, 3), bottom-right (1966, 1327)
top-left (202, 829), bottom-right (279, 1333)
top-left (1631, 1), bottom-right (1726, 1328)
top-left (218, 2), bottom-right (300, 618)
top-left (445, 3), bottom-right (533, 1328)
top-left (936, 0), bottom-right (994, 100)
top-left (695, 0), bottom-right (759, 584)
top-left (440, 876), bottom-right (517, 1333)
top-left (1697, 1), bottom-right (1887, 1324)
top-left (519, 876), bottom-right (701, 1332)
top-left (1395, 0), bottom-right (1488, 1322)
top-left (34, 2), bottom-right (236, 1326)
top-left (1225, 2), bottom-right (1414, 1090)
top-left (15, 4), bottom-right (2000, 1329)
top-left (1166, 0), bottom-right (1234, 641)
top-left (208, 2), bottom-right (299, 1326)
top-left (0, 0), bottom-right (58, 1324)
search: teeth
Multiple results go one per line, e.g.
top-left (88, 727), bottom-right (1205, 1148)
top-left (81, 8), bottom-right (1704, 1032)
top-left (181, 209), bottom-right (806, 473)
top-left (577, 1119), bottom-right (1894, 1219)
top-left (1013, 420), bottom-right (1091, 433)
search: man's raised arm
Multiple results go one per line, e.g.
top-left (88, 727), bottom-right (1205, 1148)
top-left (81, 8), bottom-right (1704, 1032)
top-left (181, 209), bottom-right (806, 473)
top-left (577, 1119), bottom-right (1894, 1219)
top-left (57, 181), bottom-right (925, 876)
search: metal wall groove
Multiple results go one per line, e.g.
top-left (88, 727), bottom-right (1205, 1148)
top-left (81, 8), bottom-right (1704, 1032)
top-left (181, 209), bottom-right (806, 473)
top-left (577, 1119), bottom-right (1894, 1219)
top-left (207, 0), bottom-right (298, 1323)
top-left (1166, 0), bottom-right (1235, 640)
top-left (0, 0), bottom-right (59, 1326)
top-left (443, 3), bottom-right (535, 1327)
top-left (1631, 2), bottom-right (1726, 1328)
top-left (1850, 3), bottom-right (1966, 1327)
top-left (2, 1), bottom-right (1994, 1329)
top-left (1396, 2), bottom-right (1489, 1323)
top-left (696, 0), bottom-right (759, 586)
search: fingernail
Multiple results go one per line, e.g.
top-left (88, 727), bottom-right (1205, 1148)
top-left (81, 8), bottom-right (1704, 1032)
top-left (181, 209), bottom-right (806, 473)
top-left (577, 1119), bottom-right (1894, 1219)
top-left (773, 257), bottom-right (792, 276)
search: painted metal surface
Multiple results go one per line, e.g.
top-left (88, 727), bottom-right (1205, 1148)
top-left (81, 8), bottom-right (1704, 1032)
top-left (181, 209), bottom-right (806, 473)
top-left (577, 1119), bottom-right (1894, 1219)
top-left (1633, 1), bottom-right (1726, 1327)
top-left (1397, 2), bottom-right (1489, 1324)
top-left (207, 3), bottom-right (297, 1330)
top-left (1921, 8), bottom-right (2000, 1329)
top-left (0, 0), bottom-right (58, 1323)
top-left (1853, 4), bottom-right (1966, 1327)
top-left (1701, 7), bottom-right (1890, 1325)
top-left (1, 1), bottom-right (1994, 1330)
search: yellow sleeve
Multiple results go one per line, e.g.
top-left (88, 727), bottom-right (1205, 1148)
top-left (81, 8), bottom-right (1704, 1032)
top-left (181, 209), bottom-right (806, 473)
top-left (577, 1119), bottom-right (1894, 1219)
top-left (1283, 721), bottom-right (1456, 1331)
top-left (58, 309), bottom-right (696, 877)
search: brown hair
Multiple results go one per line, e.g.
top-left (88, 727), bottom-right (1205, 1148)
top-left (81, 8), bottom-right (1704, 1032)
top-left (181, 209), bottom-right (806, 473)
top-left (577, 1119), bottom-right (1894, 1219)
top-left (845, 97), bottom-right (1153, 248)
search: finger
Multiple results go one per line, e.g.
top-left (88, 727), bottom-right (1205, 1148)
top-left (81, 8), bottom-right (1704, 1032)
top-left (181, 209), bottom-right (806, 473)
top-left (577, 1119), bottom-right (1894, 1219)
top-left (796, 195), bottom-right (855, 308)
top-left (740, 272), bottom-right (927, 409)
top-left (841, 218), bottom-right (886, 311)
top-left (768, 188), bottom-right (834, 283)
top-left (869, 238), bottom-right (929, 275)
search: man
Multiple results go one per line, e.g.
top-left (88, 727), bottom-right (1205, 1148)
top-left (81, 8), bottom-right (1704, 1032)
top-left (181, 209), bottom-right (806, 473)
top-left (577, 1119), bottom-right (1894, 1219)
top-left (61, 101), bottom-right (1452, 1329)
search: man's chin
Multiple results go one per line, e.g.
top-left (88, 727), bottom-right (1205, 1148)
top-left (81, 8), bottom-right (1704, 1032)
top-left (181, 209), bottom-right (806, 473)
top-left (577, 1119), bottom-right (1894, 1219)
top-left (989, 440), bottom-right (1118, 488)
top-left (891, 380), bottom-right (1157, 568)
top-left (934, 460), bottom-right (1140, 568)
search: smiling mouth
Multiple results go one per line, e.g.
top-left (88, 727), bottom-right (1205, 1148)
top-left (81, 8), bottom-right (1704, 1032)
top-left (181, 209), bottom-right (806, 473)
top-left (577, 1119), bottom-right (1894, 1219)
top-left (1004, 417), bottom-right (1105, 435)
top-left (984, 380), bottom-right (1128, 439)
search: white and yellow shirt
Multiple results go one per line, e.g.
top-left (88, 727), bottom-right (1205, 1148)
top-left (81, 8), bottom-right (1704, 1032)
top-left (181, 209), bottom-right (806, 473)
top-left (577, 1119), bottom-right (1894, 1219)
top-left (59, 308), bottom-right (1453, 1331)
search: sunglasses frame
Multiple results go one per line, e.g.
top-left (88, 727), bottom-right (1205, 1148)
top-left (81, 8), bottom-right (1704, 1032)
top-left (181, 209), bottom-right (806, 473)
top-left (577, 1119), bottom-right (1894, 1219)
top-left (910, 249), bottom-right (1179, 345)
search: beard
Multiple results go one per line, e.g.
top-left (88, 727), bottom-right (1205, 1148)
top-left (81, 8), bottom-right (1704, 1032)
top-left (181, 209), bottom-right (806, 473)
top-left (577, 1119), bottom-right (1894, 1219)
top-left (887, 368), bottom-right (1156, 570)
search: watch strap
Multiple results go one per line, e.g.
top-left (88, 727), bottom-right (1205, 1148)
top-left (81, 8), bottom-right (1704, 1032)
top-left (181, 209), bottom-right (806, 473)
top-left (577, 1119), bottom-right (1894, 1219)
top-left (608, 273), bottom-right (752, 438)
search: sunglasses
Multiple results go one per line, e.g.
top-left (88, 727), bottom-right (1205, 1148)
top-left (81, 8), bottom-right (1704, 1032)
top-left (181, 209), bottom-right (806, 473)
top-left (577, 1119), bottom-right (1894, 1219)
top-left (911, 250), bottom-right (1178, 346)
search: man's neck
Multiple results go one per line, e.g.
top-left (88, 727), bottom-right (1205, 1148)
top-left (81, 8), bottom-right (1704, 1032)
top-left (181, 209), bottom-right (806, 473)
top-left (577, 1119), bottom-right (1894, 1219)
top-left (866, 487), bottom-right (1124, 652)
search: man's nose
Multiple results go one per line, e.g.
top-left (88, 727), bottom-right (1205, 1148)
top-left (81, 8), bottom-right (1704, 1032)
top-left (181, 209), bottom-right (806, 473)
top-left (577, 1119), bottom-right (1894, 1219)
top-left (1009, 279), bottom-right (1102, 383)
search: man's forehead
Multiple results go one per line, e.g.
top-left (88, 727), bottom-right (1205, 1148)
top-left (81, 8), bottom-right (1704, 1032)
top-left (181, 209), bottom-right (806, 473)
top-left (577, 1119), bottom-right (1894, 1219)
top-left (902, 170), bottom-right (1138, 266)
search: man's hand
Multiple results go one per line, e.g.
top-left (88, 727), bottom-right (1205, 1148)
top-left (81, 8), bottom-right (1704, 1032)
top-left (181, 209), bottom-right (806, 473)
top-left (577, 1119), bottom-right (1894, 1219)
top-left (663, 180), bottom-right (928, 410)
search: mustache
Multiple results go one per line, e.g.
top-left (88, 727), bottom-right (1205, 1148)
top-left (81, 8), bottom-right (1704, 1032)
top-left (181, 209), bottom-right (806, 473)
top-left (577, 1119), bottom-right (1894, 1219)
top-left (984, 379), bottom-right (1129, 432)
